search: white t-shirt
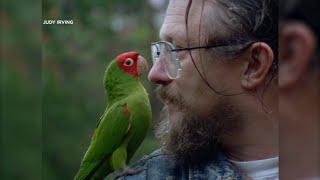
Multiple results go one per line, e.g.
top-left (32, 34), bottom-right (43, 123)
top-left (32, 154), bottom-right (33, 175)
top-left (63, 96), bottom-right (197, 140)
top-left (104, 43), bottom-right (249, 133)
top-left (229, 157), bottom-right (279, 180)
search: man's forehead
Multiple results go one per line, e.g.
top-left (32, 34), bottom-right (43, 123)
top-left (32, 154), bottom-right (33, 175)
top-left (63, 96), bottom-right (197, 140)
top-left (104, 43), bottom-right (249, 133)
top-left (167, 0), bottom-right (189, 11)
top-left (159, 23), bottom-right (186, 43)
top-left (159, 0), bottom-right (189, 43)
top-left (160, 0), bottom-right (224, 46)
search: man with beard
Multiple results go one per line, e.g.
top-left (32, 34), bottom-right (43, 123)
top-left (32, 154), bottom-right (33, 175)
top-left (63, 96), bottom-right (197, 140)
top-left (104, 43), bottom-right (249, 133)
top-left (279, 0), bottom-right (320, 179)
top-left (117, 0), bottom-right (278, 179)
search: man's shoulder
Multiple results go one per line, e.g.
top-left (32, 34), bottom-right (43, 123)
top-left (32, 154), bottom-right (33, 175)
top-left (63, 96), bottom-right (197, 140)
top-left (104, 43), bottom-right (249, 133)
top-left (114, 148), bottom-right (244, 180)
top-left (129, 148), bottom-right (173, 167)
top-left (115, 148), bottom-right (185, 180)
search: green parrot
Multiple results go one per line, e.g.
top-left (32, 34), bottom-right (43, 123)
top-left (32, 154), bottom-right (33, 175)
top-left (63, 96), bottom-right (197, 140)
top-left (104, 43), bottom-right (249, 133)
top-left (74, 51), bottom-right (152, 180)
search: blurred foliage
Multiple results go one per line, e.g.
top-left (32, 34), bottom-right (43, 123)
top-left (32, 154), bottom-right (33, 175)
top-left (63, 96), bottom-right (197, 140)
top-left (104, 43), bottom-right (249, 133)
top-left (2, 0), bottom-right (166, 179)
top-left (42, 0), bottom-right (163, 180)
top-left (1, 0), bottom-right (42, 179)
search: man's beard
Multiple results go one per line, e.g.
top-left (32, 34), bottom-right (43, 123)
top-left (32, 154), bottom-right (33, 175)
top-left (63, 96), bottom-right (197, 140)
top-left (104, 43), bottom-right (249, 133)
top-left (155, 85), bottom-right (242, 164)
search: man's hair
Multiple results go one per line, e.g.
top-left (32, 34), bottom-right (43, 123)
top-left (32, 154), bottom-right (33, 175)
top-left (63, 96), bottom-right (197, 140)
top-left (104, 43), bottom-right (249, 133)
top-left (183, 0), bottom-right (278, 97)
top-left (186, 0), bottom-right (278, 76)
top-left (280, 0), bottom-right (320, 67)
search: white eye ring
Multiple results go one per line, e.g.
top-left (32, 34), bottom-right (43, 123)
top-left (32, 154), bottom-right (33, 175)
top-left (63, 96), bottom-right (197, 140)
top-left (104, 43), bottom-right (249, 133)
top-left (123, 58), bottom-right (134, 67)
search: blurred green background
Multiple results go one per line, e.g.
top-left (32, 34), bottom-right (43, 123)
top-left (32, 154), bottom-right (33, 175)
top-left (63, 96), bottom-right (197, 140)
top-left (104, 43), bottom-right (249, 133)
top-left (1, 0), bottom-right (168, 179)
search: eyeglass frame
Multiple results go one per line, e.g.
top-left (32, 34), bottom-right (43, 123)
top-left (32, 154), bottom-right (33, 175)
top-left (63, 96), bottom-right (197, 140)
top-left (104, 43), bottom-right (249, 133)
top-left (150, 39), bottom-right (256, 79)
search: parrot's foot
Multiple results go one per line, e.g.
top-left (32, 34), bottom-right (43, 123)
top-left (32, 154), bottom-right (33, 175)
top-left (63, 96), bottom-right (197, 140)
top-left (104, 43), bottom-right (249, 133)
top-left (114, 166), bottom-right (144, 179)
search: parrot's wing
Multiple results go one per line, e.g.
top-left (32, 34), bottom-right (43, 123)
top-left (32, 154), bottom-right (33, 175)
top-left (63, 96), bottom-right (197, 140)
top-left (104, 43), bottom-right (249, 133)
top-left (74, 102), bottom-right (131, 180)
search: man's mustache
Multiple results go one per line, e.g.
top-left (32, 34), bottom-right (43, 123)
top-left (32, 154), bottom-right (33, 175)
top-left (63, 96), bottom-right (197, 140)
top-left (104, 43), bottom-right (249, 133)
top-left (155, 85), bottom-right (183, 106)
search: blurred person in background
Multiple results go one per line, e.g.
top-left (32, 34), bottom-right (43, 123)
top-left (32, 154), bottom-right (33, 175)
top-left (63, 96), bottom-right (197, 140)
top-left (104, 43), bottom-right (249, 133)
top-left (279, 0), bottom-right (320, 179)
top-left (116, 0), bottom-right (279, 179)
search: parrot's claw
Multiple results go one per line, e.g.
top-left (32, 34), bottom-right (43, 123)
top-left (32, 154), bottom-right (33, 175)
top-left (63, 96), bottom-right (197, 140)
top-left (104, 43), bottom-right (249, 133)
top-left (113, 166), bottom-right (144, 179)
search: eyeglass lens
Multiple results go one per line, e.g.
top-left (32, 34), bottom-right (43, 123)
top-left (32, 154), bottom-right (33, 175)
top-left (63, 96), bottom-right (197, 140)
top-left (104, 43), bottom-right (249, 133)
top-left (151, 42), bottom-right (181, 79)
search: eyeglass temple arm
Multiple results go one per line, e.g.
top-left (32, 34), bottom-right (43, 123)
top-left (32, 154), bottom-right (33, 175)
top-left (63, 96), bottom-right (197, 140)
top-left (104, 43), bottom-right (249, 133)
top-left (171, 41), bottom-right (256, 52)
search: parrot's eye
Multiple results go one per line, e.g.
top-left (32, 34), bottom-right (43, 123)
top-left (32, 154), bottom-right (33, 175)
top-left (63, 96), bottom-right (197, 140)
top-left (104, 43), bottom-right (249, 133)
top-left (124, 58), bottom-right (134, 67)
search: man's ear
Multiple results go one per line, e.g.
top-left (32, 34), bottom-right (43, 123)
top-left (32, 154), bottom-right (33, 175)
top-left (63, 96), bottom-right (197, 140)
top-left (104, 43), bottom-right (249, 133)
top-left (241, 42), bottom-right (274, 90)
top-left (279, 22), bottom-right (316, 90)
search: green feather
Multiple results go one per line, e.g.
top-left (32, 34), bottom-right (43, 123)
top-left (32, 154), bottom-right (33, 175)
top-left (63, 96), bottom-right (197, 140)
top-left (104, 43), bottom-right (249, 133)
top-left (74, 58), bottom-right (152, 180)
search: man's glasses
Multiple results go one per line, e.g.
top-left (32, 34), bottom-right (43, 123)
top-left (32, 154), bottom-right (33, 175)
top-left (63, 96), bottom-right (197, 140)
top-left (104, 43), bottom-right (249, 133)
top-left (151, 40), bottom-right (254, 79)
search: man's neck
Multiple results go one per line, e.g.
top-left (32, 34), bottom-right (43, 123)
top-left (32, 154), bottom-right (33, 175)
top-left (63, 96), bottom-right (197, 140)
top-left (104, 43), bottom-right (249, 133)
top-left (223, 91), bottom-right (279, 161)
top-left (225, 143), bottom-right (278, 161)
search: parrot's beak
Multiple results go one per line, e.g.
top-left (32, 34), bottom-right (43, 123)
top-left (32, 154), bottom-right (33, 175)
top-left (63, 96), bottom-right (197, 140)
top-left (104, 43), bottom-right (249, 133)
top-left (137, 55), bottom-right (149, 76)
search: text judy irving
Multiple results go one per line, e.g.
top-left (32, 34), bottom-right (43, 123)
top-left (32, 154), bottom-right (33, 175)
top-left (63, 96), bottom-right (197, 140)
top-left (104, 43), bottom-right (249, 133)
top-left (43, 19), bottom-right (73, 25)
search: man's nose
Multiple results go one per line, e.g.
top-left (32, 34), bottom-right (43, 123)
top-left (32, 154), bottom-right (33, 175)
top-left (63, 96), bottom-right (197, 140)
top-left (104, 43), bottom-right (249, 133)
top-left (148, 61), bottom-right (173, 85)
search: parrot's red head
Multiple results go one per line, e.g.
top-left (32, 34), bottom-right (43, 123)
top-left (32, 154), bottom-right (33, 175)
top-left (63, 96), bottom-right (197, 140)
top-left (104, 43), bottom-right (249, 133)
top-left (117, 51), bottom-right (149, 76)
